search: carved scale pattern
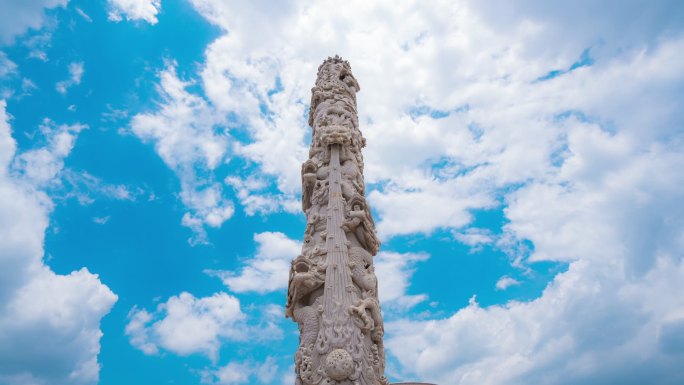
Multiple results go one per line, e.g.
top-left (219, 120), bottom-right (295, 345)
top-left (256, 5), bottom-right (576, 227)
top-left (286, 56), bottom-right (387, 385)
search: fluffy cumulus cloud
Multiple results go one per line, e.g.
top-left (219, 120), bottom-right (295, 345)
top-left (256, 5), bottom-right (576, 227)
top-left (0, 100), bottom-right (117, 384)
top-left (207, 231), bottom-right (301, 294)
top-left (151, 0), bottom-right (684, 383)
top-left (381, 19), bottom-right (684, 384)
top-left (386, 257), bottom-right (684, 385)
top-left (107, 0), bottom-right (161, 25)
top-left (125, 292), bottom-right (246, 360)
top-left (0, 0), bottom-right (68, 44)
top-left (171, 0), bottom-right (684, 237)
top-left (378, 117), bottom-right (682, 383)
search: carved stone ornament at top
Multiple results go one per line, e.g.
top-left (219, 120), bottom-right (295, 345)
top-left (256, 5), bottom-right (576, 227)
top-left (286, 56), bottom-right (388, 385)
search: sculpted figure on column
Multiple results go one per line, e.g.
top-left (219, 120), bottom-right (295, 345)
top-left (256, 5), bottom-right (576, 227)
top-left (286, 56), bottom-right (388, 385)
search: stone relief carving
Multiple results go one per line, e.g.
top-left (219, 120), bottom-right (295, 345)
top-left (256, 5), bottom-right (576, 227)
top-left (286, 56), bottom-right (388, 385)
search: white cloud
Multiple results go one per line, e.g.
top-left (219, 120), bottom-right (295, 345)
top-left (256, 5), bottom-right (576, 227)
top-left (201, 361), bottom-right (250, 385)
top-left (130, 64), bottom-right (233, 244)
top-left (0, 100), bottom-right (15, 167)
top-left (126, 292), bottom-right (246, 360)
top-left (383, 92), bottom-right (684, 384)
top-left (225, 176), bottom-right (299, 216)
top-left (0, 52), bottom-right (17, 78)
top-left (0, 268), bottom-right (116, 385)
top-left (0, 0), bottom-right (68, 45)
top-left (196, 33), bottom-right (310, 195)
top-left (22, 29), bottom-right (56, 62)
top-left (92, 216), bottom-right (110, 225)
top-left (208, 232), bottom-right (301, 294)
top-left (454, 228), bottom-right (495, 251)
top-left (124, 308), bottom-right (158, 355)
top-left (200, 357), bottom-right (278, 385)
top-left (375, 251), bottom-right (429, 310)
top-left (11, 119), bottom-right (86, 186)
top-left (369, 177), bottom-right (496, 238)
top-left (254, 356), bottom-right (278, 383)
top-left (0, 100), bottom-right (117, 384)
top-left (133, 64), bottom-right (227, 167)
top-left (387, 256), bottom-right (684, 385)
top-left (101, 104), bottom-right (128, 122)
top-left (467, 0), bottom-right (684, 61)
top-left (60, 169), bottom-right (145, 204)
top-left (75, 7), bottom-right (92, 23)
top-left (494, 276), bottom-right (520, 291)
top-left (55, 62), bottom-right (84, 94)
top-left (17, 78), bottom-right (38, 99)
top-left (173, 0), bottom-right (683, 240)
top-left (107, 0), bottom-right (161, 25)
top-left (181, 0), bottom-right (498, 233)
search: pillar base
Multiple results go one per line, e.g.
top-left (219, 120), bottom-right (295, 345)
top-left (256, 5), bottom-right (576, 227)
top-left (391, 383), bottom-right (437, 385)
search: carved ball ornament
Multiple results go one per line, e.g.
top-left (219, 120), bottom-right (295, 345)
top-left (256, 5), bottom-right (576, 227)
top-left (325, 348), bottom-right (355, 380)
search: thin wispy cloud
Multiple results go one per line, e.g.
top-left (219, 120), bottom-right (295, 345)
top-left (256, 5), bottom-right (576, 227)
top-left (55, 61), bottom-right (84, 94)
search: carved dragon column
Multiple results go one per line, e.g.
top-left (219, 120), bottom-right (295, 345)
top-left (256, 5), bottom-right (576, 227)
top-left (286, 56), bottom-right (387, 385)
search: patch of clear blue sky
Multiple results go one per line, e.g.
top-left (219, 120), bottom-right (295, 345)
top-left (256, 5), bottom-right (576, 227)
top-left (537, 48), bottom-right (594, 81)
top-left (383, 207), bottom-right (566, 316)
top-left (2, 1), bottom-right (564, 383)
top-left (408, 103), bottom-right (469, 120)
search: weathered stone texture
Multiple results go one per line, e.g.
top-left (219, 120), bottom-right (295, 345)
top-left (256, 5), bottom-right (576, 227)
top-left (286, 56), bottom-right (387, 385)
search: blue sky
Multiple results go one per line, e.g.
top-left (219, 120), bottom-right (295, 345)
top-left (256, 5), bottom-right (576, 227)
top-left (1, 1), bottom-right (683, 384)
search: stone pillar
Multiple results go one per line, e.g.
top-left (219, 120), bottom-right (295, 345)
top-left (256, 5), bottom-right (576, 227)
top-left (286, 56), bottom-right (387, 385)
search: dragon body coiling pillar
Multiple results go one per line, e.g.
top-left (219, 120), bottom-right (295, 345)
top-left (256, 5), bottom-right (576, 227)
top-left (286, 56), bottom-right (388, 385)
